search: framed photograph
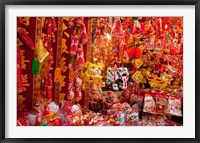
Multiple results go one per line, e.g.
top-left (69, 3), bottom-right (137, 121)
top-left (0, 0), bottom-right (199, 143)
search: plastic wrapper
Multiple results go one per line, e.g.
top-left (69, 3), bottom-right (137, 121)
top-left (110, 112), bottom-right (125, 126)
top-left (89, 100), bottom-right (102, 112)
top-left (112, 103), bottom-right (124, 112)
top-left (47, 102), bottom-right (59, 115)
top-left (152, 114), bottom-right (167, 126)
top-left (143, 94), bottom-right (156, 114)
top-left (155, 94), bottom-right (168, 114)
top-left (166, 96), bottom-right (182, 116)
top-left (103, 91), bottom-right (119, 114)
top-left (122, 102), bottom-right (132, 113)
top-left (130, 94), bottom-right (144, 111)
top-left (27, 114), bottom-right (37, 126)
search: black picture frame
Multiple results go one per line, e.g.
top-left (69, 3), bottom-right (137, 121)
top-left (0, 0), bottom-right (199, 143)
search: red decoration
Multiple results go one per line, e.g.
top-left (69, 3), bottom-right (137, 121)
top-left (68, 18), bottom-right (75, 28)
top-left (17, 27), bottom-right (35, 50)
top-left (127, 47), bottom-right (142, 59)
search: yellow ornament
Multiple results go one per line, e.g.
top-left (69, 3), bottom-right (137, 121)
top-left (34, 39), bottom-right (51, 79)
top-left (132, 59), bottom-right (143, 69)
top-left (131, 71), bottom-right (143, 83)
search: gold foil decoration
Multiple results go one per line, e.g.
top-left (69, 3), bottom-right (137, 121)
top-left (141, 55), bottom-right (147, 66)
top-left (132, 58), bottom-right (143, 69)
top-left (34, 39), bottom-right (51, 79)
top-left (131, 71), bottom-right (143, 83)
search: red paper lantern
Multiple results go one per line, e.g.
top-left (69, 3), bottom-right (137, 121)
top-left (127, 47), bottom-right (142, 59)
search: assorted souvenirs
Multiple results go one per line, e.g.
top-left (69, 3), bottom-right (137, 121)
top-left (17, 17), bottom-right (183, 126)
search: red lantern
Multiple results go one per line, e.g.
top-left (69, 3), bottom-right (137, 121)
top-left (127, 47), bottom-right (142, 59)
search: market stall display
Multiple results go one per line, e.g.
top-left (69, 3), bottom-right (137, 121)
top-left (17, 17), bottom-right (183, 126)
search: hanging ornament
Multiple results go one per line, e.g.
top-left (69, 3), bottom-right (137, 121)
top-left (76, 44), bottom-right (85, 68)
top-left (111, 17), bottom-right (124, 38)
top-left (132, 19), bottom-right (144, 36)
top-left (75, 67), bottom-right (83, 102)
top-left (100, 18), bottom-right (105, 27)
top-left (131, 71), bottom-right (143, 83)
top-left (51, 17), bottom-right (57, 31)
top-left (34, 39), bottom-right (51, 79)
top-left (75, 17), bottom-right (84, 27)
top-left (127, 47), bottom-right (142, 60)
top-left (17, 27), bottom-right (35, 50)
top-left (80, 23), bottom-right (88, 44)
top-left (68, 17), bottom-right (75, 28)
top-left (132, 58), bottom-right (143, 69)
top-left (69, 35), bottom-right (80, 55)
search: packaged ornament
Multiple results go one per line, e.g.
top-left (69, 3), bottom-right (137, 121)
top-left (166, 96), bottom-right (182, 116)
top-left (130, 94), bottom-right (144, 111)
top-left (110, 112), bottom-right (126, 126)
top-left (152, 114), bottom-right (167, 126)
top-left (126, 112), bottom-right (139, 126)
top-left (120, 90), bottom-right (130, 103)
top-left (112, 103), bottom-right (124, 113)
top-left (143, 93), bottom-right (156, 114)
top-left (122, 102), bottom-right (132, 113)
top-left (155, 93), bottom-right (168, 114)
top-left (27, 113), bottom-right (37, 126)
top-left (89, 100), bottom-right (102, 113)
top-left (47, 102), bottom-right (59, 115)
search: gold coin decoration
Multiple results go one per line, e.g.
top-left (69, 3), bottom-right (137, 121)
top-left (131, 71), bottom-right (144, 83)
